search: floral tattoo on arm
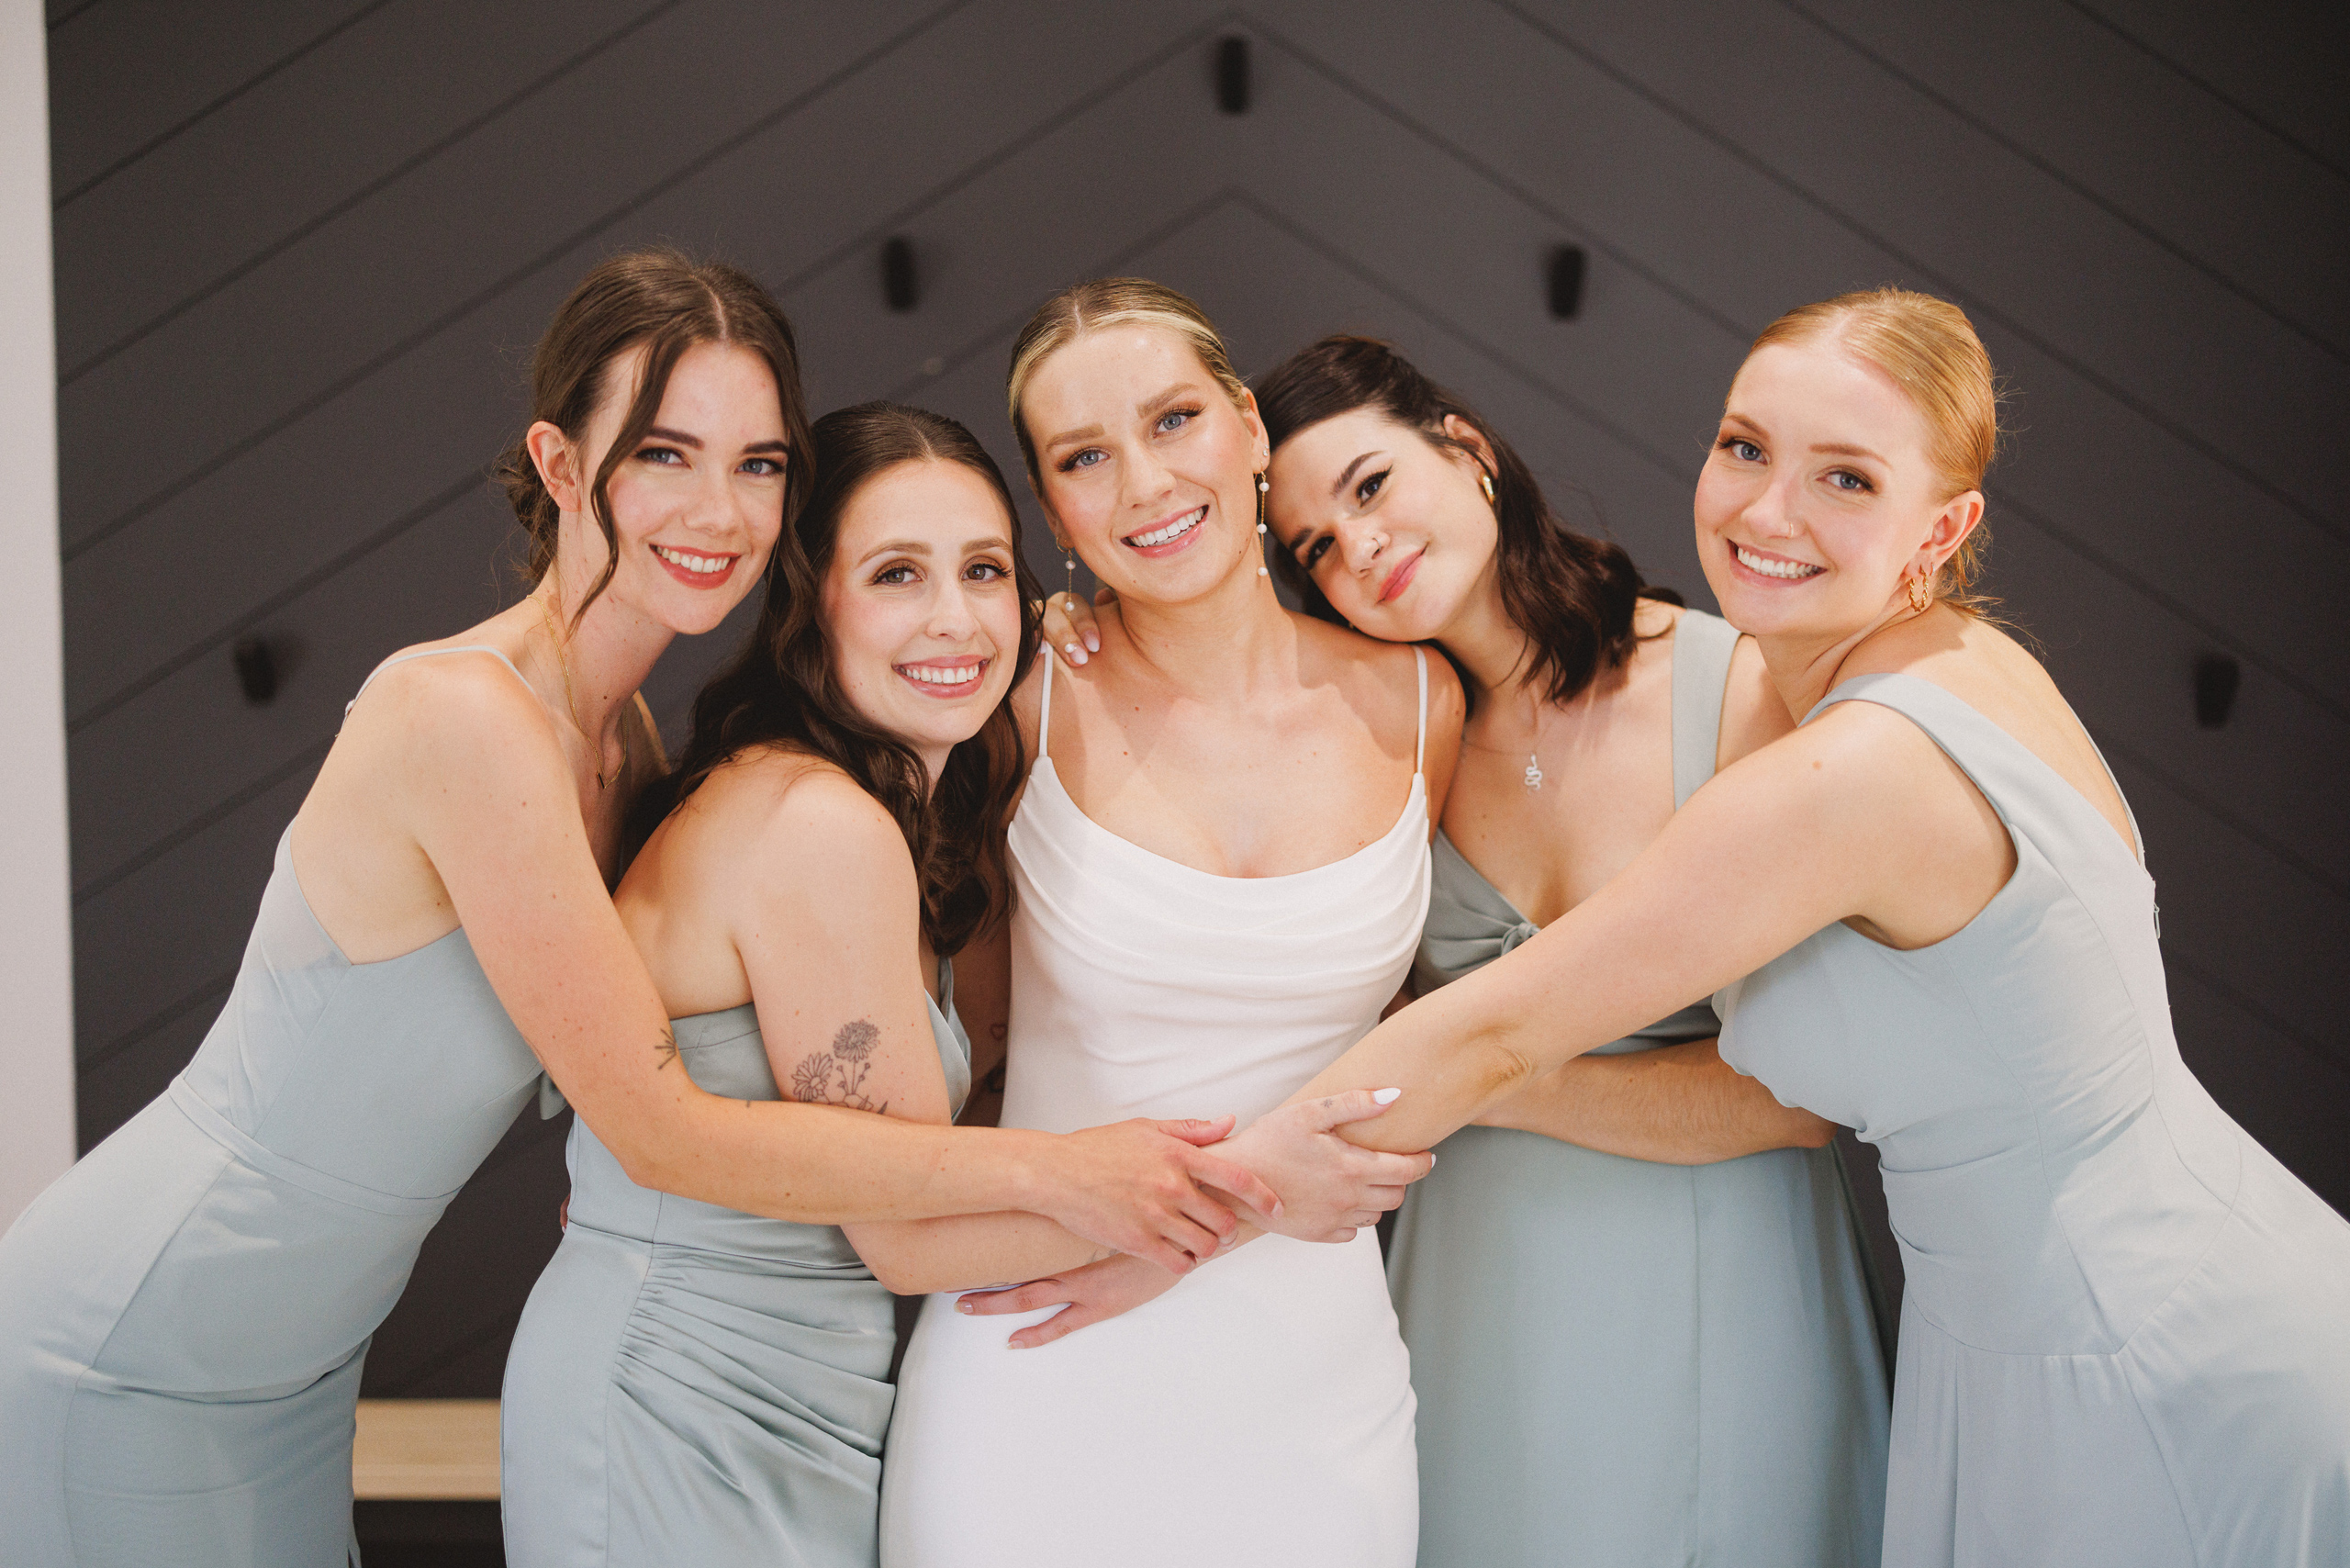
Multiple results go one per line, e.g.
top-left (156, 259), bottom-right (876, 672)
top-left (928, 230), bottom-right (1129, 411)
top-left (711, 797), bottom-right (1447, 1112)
top-left (788, 1019), bottom-right (888, 1114)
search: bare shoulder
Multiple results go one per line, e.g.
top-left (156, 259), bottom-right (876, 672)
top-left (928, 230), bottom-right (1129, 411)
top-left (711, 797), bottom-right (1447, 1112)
top-left (1291, 611), bottom-right (1455, 731)
top-left (319, 642), bottom-right (570, 827)
top-left (1631, 595), bottom-right (1684, 644)
top-left (706, 757), bottom-right (923, 930)
top-left (341, 640), bottom-right (548, 764)
top-left (697, 747), bottom-right (910, 868)
top-left (1845, 611), bottom-right (2135, 849)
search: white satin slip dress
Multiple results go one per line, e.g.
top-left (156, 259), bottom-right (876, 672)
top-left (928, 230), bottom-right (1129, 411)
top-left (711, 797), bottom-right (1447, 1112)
top-left (878, 647), bottom-right (1431, 1568)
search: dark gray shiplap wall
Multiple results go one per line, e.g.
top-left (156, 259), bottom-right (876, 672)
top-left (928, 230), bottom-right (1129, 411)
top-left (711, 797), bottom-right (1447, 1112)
top-left (46, 0), bottom-right (2350, 1396)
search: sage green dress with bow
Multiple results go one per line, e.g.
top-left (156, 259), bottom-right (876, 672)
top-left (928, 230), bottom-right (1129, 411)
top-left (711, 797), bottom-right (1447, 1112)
top-left (1385, 610), bottom-right (1892, 1566)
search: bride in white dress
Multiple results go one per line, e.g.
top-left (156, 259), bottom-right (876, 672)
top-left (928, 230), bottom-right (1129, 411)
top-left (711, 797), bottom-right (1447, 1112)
top-left (879, 280), bottom-right (1463, 1567)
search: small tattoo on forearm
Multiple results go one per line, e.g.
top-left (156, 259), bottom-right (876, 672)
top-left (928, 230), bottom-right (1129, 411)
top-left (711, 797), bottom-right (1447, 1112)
top-left (655, 1025), bottom-right (678, 1071)
top-left (787, 1019), bottom-right (888, 1113)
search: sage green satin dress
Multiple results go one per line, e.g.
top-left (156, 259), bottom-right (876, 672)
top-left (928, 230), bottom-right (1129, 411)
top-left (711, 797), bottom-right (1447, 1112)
top-left (0, 645), bottom-right (554, 1568)
top-left (1385, 610), bottom-right (1892, 1566)
top-left (499, 966), bottom-right (970, 1568)
top-left (1719, 674), bottom-right (2350, 1566)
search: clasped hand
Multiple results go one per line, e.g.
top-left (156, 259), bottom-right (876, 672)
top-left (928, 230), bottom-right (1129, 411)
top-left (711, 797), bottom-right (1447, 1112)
top-left (969, 1089), bottom-right (1433, 1348)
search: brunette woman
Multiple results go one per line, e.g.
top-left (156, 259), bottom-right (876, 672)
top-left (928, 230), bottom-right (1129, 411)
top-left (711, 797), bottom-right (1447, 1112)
top-left (0, 254), bottom-right (1283, 1568)
top-left (1223, 289), bottom-right (2350, 1566)
top-left (500, 402), bottom-right (1420, 1566)
top-left (1046, 333), bottom-right (1892, 1565)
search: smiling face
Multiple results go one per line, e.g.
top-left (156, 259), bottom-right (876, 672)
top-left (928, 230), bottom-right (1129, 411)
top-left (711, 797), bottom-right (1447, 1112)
top-left (1695, 338), bottom-right (1980, 644)
top-left (538, 338), bottom-right (791, 635)
top-left (1021, 324), bottom-right (1270, 607)
top-left (1265, 408), bottom-right (1500, 641)
top-left (819, 458), bottom-right (1024, 781)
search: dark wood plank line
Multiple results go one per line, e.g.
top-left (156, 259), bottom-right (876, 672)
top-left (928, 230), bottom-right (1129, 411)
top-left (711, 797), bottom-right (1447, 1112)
top-left (1778, 0), bottom-right (2348, 364)
top-left (53, 0), bottom-right (401, 210)
top-left (56, 0), bottom-right (688, 383)
top-left (1483, 0), bottom-right (2350, 551)
top-left (2062, 0), bottom-right (2350, 185)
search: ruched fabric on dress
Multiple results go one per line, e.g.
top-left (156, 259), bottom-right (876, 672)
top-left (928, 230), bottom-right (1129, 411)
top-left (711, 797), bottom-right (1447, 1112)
top-left (501, 979), bottom-right (970, 1568)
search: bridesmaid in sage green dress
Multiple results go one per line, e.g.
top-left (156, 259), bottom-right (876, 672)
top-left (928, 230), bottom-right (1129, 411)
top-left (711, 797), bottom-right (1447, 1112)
top-left (499, 403), bottom-right (1026, 1568)
top-left (1042, 335), bottom-right (1891, 1564)
top-left (1256, 339), bottom-right (1888, 1566)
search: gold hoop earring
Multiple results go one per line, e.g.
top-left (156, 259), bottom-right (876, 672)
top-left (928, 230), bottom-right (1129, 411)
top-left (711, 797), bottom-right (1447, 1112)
top-left (1907, 572), bottom-right (1932, 614)
top-left (1479, 471), bottom-right (1496, 505)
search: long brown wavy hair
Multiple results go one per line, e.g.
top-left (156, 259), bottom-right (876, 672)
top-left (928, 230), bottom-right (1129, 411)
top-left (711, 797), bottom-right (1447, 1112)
top-left (494, 247), bottom-right (813, 626)
top-left (630, 403), bottom-right (1042, 955)
top-left (1255, 335), bottom-right (1652, 707)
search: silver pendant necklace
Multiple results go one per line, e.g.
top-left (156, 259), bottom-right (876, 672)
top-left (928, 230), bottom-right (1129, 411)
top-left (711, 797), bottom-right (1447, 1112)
top-left (1522, 690), bottom-right (1545, 792)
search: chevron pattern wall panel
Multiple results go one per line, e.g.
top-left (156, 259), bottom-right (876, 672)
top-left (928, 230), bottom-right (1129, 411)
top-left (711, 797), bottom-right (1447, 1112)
top-left (47, 0), bottom-right (2349, 1396)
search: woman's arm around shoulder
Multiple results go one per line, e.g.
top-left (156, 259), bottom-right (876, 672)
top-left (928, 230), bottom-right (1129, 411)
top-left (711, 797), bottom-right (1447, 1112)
top-left (318, 655), bottom-right (1265, 1248)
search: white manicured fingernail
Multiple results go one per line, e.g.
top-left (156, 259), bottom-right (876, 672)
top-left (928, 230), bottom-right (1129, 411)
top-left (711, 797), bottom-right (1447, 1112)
top-left (1084, 631), bottom-right (1100, 652)
top-left (1372, 1087), bottom-right (1403, 1104)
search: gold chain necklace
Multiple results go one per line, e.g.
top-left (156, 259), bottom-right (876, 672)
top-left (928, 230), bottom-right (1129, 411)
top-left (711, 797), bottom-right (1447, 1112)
top-left (533, 591), bottom-right (622, 791)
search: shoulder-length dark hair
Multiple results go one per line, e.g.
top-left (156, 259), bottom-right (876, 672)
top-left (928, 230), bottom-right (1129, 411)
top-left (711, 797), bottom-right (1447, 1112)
top-left (1254, 335), bottom-right (1650, 706)
top-left (494, 246), bottom-right (814, 627)
top-left (631, 403), bottom-right (1043, 956)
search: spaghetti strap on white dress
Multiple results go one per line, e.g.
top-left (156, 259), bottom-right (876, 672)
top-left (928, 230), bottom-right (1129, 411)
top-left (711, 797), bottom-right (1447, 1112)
top-left (878, 647), bottom-right (1432, 1568)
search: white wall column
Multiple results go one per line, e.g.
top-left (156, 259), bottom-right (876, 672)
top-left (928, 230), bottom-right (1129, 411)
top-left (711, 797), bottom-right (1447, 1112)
top-left (1, 4), bottom-right (77, 1231)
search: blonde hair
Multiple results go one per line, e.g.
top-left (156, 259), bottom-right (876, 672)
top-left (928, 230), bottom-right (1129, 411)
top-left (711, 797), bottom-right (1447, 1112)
top-left (1005, 278), bottom-right (1249, 483)
top-left (1746, 286), bottom-right (2004, 614)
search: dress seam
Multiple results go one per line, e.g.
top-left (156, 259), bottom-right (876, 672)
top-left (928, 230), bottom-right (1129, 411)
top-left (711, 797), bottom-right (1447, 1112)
top-left (58, 1132), bottom-right (241, 1563)
top-left (2120, 1355), bottom-right (2208, 1565)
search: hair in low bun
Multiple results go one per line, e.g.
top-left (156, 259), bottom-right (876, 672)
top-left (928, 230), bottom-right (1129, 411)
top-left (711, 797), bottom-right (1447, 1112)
top-left (1746, 286), bottom-right (2006, 614)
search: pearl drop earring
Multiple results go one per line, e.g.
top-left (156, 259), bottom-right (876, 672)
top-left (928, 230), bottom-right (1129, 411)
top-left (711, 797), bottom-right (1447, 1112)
top-left (1255, 470), bottom-right (1270, 577)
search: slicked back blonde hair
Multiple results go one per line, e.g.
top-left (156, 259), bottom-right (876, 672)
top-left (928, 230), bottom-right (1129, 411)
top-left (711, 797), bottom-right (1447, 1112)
top-left (1005, 278), bottom-right (1249, 485)
top-left (1747, 286), bottom-right (2004, 614)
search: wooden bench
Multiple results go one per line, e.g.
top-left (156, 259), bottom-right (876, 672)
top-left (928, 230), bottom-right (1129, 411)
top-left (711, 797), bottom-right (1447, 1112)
top-left (352, 1399), bottom-right (500, 1500)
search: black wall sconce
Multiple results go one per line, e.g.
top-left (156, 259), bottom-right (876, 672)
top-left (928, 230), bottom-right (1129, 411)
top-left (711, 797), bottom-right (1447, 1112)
top-left (1215, 36), bottom-right (1249, 114)
top-left (881, 236), bottom-right (918, 312)
top-left (1547, 245), bottom-right (1586, 319)
top-left (233, 636), bottom-right (279, 705)
top-left (2193, 652), bottom-right (2240, 729)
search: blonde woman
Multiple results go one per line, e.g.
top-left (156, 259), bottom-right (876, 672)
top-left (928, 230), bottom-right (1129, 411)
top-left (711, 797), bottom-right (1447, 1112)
top-left (878, 280), bottom-right (1461, 1568)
